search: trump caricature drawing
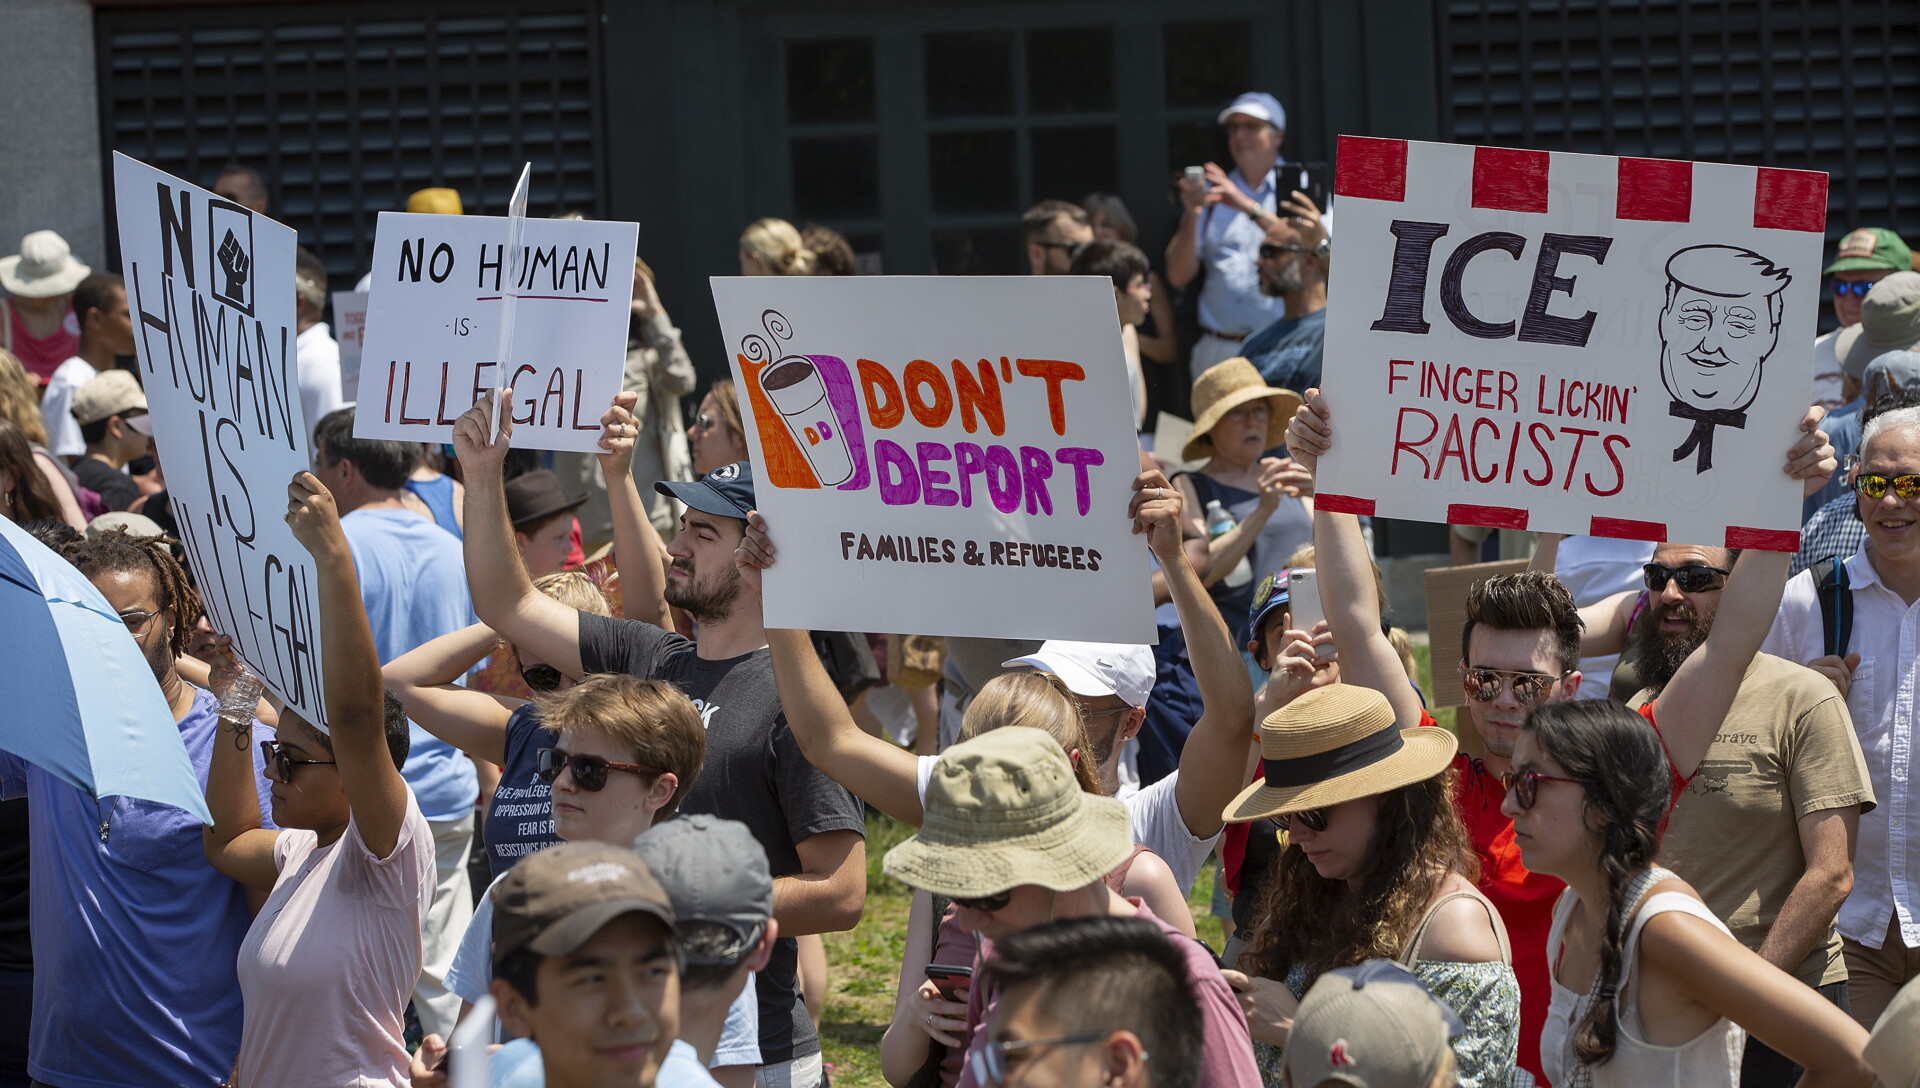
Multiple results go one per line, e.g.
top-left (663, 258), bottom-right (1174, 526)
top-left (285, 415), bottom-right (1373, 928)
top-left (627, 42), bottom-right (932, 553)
top-left (1658, 244), bottom-right (1792, 473)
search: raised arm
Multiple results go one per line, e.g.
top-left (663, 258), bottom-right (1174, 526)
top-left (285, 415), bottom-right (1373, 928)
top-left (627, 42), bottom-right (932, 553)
top-left (201, 638), bottom-right (282, 890)
top-left (597, 392), bottom-right (670, 629)
top-left (287, 471), bottom-right (412, 858)
top-left (1654, 546), bottom-right (1788, 779)
top-left (452, 390), bottom-right (587, 678)
top-left (382, 622), bottom-right (523, 765)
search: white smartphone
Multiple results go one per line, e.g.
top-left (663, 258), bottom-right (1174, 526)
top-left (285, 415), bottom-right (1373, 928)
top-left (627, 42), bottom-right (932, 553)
top-left (1184, 165), bottom-right (1206, 189)
top-left (1287, 568), bottom-right (1334, 658)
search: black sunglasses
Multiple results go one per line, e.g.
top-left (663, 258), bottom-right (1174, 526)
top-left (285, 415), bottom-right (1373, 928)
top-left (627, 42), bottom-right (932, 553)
top-left (260, 739), bottom-right (336, 783)
top-left (536, 747), bottom-right (662, 792)
top-left (1831, 280), bottom-right (1876, 298)
top-left (952, 889), bottom-right (1014, 913)
top-left (1501, 769), bottom-right (1584, 811)
top-left (1643, 562), bottom-right (1731, 594)
top-left (1259, 243), bottom-right (1310, 260)
top-left (1854, 473), bottom-right (1920, 501)
top-left (1461, 667), bottom-right (1563, 708)
top-left (521, 663), bottom-right (564, 692)
top-left (1034, 240), bottom-right (1086, 258)
top-left (1276, 807), bottom-right (1328, 833)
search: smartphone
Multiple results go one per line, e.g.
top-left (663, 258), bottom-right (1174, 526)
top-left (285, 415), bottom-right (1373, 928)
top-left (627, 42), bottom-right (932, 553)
top-left (1184, 165), bottom-right (1207, 190)
top-left (926, 962), bottom-right (974, 1000)
top-left (1287, 568), bottom-right (1334, 658)
top-left (1288, 161), bottom-right (1333, 214)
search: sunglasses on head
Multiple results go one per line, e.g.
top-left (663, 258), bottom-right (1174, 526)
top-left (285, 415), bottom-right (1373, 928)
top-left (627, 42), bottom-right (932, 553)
top-left (535, 747), bottom-right (662, 792)
top-left (1831, 280), bottom-right (1876, 298)
top-left (1259, 243), bottom-right (1309, 260)
top-left (260, 739), bottom-right (336, 783)
top-left (1642, 562), bottom-right (1731, 594)
top-left (1500, 769), bottom-right (1583, 810)
top-left (1854, 473), bottom-right (1920, 501)
top-left (952, 889), bottom-right (1014, 913)
top-left (1276, 807), bottom-right (1327, 833)
top-left (521, 663), bottom-right (564, 692)
top-left (1461, 667), bottom-right (1562, 707)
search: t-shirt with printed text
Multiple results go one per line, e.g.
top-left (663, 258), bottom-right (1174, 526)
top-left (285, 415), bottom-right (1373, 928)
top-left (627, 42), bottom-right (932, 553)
top-left (484, 704), bottom-right (558, 877)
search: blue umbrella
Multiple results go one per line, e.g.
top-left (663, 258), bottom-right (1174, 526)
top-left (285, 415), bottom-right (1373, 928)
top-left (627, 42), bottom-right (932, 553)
top-left (0, 517), bottom-right (210, 822)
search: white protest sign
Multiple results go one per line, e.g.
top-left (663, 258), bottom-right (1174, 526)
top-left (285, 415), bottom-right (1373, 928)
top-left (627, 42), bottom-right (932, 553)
top-left (710, 276), bottom-right (1155, 642)
top-left (353, 211), bottom-right (637, 451)
top-left (112, 153), bottom-right (326, 723)
top-left (332, 290), bottom-right (368, 398)
top-left (1317, 137), bottom-right (1828, 551)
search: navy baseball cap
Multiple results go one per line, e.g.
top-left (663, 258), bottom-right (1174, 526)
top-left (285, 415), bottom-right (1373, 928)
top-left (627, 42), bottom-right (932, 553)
top-left (1249, 569), bottom-right (1292, 640)
top-left (656, 461), bottom-right (756, 520)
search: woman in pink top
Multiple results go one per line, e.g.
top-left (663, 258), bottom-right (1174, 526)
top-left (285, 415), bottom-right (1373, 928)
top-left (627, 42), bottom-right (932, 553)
top-left (203, 472), bottom-right (435, 1087)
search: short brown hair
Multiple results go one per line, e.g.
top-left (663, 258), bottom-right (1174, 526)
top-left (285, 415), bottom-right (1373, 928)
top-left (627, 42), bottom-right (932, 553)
top-left (1460, 571), bottom-right (1584, 674)
top-left (536, 676), bottom-right (706, 816)
top-left (1021, 200), bottom-right (1089, 244)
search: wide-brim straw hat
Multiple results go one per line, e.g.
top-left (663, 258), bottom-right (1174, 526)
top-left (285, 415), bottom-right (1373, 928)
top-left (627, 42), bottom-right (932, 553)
top-left (0, 230), bottom-right (90, 298)
top-left (1183, 357), bottom-right (1302, 462)
top-left (1224, 684), bottom-right (1458, 823)
top-left (883, 726), bottom-right (1134, 899)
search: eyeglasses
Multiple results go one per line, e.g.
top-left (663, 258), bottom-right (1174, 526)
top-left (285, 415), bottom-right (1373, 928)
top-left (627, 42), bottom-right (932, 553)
top-left (1034, 241), bottom-right (1086, 259)
top-left (1642, 562), bottom-right (1731, 594)
top-left (1276, 808), bottom-right (1328, 833)
top-left (1831, 280), bottom-right (1877, 298)
top-left (1501, 769), bottom-right (1585, 811)
top-left (1259, 243), bottom-right (1310, 260)
top-left (951, 889), bottom-right (1014, 914)
top-left (260, 739), bottom-right (337, 783)
top-left (117, 607), bottom-right (166, 642)
top-left (1461, 667), bottom-right (1564, 707)
top-left (1076, 701), bottom-right (1132, 724)
top-left (693, 412), bottom-right (717, 430)
top-left (536, 747), bottom-right (662, 792)
top-left (521, 664), bottom-right (564, 692)
top-left (1854, 473), bottom-right (1920, 501)
top-left (969, 1034), bottom-right (1112, 1087)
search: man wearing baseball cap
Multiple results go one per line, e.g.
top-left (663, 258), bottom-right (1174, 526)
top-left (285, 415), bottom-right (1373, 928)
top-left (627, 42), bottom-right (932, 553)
top-left (1813, 227), bottom-right (1913, 415)
top-left (69, 368), bottom-right (151, 512)
top-left (455, 391), bottom-right (865, 1088)
top-left (491, 841), bottom-right (683, 1088)
top-left (1283, 960), bottom-right (1465, 1088)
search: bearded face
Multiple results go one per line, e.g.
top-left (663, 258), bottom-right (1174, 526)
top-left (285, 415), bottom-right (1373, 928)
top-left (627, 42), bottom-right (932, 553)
top-left (665, 553), bottom-right (742, 624)
top-left (1629, 589), bottom-right (1717, 695)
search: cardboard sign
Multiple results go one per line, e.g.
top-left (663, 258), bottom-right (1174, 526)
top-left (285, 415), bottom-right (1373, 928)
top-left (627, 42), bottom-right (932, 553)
top-left (710, 276), bottom-right (1155, 643)
top-left (1317, 137), bottom-right (1828, 551)
top-left (112, 154), bottom-right (327, 724)
top-left (352, 211), bottom-right (638, 451)
top-left (332, 290), bottom-right (368, 399)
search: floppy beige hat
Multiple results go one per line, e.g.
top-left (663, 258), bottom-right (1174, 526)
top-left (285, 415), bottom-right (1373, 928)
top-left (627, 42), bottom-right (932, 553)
top-left (883, 726), bottom-right (1133, 899)
top-left (0, 230), bottom-right (90, 298)
top-left (1182, 358), bottom-right (1302, 462)
top-left (1224, 684), bottom-right (1458, 824)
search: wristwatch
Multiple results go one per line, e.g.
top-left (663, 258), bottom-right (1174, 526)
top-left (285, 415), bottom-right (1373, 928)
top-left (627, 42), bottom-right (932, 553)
top-left (1314, 237), bottom-right (1331, 259)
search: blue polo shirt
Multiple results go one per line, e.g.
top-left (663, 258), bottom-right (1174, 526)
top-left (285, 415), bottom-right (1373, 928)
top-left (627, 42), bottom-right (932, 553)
top-left (0, 687), bottom-right (275, 1088)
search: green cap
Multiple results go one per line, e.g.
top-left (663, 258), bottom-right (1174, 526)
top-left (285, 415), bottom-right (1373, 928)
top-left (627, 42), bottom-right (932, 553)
top-left (1826, 227), bottom-right (1913, 275)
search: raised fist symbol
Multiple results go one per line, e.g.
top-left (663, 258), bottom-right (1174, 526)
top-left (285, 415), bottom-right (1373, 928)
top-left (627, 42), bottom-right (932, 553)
top-left (217, 230), bottom-right (251, 299)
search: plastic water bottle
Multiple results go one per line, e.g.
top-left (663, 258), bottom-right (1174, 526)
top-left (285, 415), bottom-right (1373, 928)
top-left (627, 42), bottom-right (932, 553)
top-left (218, 666), bottom-right (266, 725)
top-left (1203, 500), bottom-right (1254, 588)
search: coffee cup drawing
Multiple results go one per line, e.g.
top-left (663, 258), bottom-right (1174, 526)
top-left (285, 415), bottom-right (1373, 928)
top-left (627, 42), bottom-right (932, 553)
top-left (761, 355), bottom-right (855, 487)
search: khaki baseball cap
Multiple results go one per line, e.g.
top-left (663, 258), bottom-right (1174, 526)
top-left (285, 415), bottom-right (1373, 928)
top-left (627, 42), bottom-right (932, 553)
top-left (1284, 960), bottom-right (1464, 1088)
top-left (490, 841), bottom-right (676, 964)
top-left (1826, 227), bottom-right (1913, 276)
top-left (71, 369), bottom-right (149, 428)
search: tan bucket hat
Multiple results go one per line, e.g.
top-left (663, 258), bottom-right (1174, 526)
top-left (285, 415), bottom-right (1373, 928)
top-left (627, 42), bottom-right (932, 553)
top-left (1182, 358), bottom-right (1302, 462)
top-left (0, 230), bottom-right (90, 298)
top-left (1224, 684), bottom-right (1457, 824)
top-left (882, 726), bottom-right (1133, 899)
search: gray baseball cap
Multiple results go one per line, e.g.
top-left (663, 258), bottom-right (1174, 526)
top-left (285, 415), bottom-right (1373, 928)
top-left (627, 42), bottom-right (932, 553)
top-left (1863, 350), bottom-right (1920, 408)
top-left (1284, 960), bottom-right (1464, 1088)
top-left (633, 814), bottom-right (772, 966)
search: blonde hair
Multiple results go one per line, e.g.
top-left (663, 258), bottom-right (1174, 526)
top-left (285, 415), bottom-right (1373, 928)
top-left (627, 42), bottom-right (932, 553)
top-left (740, 218), bottom-right (815, 276)
top-left (707, 379), bottom-right (746, 448)
top-left (537, 675), bottom-right (706, 816)
top-left (958, 671), bottom-right (1103, 796)
top-left (0, 350), bottom-right (48, 447)
top-left (534, 570), bottom-right (610, 616)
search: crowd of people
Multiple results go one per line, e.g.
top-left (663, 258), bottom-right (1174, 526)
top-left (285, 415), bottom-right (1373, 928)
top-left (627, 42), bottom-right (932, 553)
top-left (4, 89), bottom-right (1920, 1088)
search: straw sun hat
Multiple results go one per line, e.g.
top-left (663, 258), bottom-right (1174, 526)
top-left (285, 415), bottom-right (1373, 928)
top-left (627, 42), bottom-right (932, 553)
top-left (1182, 358), bottom-right (1302, 462)
top-left (883, 726), bottom-right (1133, 899)
top-left (1225, 684), bottom-right (1458, 824)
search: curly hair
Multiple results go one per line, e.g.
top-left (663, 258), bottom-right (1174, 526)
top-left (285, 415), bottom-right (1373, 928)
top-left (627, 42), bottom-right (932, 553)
top-left (959, 670), bottom-right (1102, 796)
top-left (0, 349), bottom-right (49, 446)
top-left (1242, 769), bottom-right (1477, 985)
top-left (63, 527), bottom-right (203, 660)
top-left (1522, 700), bottom-right (1671, 1069)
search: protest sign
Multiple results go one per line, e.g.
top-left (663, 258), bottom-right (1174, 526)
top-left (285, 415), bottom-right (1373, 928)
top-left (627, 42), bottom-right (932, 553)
top-left (1317, 137), bottom-right (1828, 550)
top-left (352, 210), bottom-right (637, 452)
top-left (711, 276), bottom-right (1155, 642)
top-left (332, 290), bottom-right (368, 397)
top-left (112, 153), bottom-right (326, 724)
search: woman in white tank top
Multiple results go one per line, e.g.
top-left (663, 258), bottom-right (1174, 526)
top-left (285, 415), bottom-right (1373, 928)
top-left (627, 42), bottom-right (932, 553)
top-left (1501, 701), bottom-right (1873, 1088)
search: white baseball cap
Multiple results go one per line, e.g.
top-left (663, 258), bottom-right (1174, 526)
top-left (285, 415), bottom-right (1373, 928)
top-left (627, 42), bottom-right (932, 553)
top-left (1218, 91), bottom-right (1286, 130)
top-left (1003, 641), bottom-right (1155, 708)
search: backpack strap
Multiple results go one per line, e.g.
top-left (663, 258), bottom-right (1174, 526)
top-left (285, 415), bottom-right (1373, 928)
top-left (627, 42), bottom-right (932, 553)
top-left (1815, 555), bottom-right (1853, 659)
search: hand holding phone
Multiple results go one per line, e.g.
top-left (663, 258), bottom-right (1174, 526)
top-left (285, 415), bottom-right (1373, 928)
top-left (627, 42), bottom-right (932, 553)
top-left (1287, 569), bottom-right (1335, 658)
top-left (926, 962), bottom-right (974, 1001)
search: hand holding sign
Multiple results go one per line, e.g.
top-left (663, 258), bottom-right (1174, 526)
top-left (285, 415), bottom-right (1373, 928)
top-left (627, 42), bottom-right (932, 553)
top-left (595, 391), bottom-right (640, 480)
top-left (285, 472), bottom-right (348, 561)
top-left (1284, 388), bottom-right (1332, 474)
top-left (735, 510), bottom-right (776, 595)
top-left (1127, 469), bottom-right (1186, 563)
top-left (450, 389), bottom-right (515, 481)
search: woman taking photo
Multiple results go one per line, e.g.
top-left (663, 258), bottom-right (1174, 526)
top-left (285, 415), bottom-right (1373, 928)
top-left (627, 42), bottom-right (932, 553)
top-left (1223, 684), bottom-right (1519, 1088)
top-left (1508, 700), bottom-right (1874, 1087)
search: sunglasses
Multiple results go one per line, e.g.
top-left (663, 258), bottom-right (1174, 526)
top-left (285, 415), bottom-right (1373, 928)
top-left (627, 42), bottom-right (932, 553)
top-left (1461, 667), bottom-right (1563, 707)
top-left (535, 747), bottom-right (662, 792)
top-left (969, 1034), bottom-right (1109, 1087)
top-left (1854, 473), bottom-right (1920, 501)
top-left (1034, 240), bottom-right (1086, 258)
top-left (1642, 562), bottom-right (1731, 594)
top-left (1831, 280), bottom-right (1877, 298)
top-left (521, 663), bottom-right (564, 692)
top-left (1500, 769), bottom-right (1584, 810)
top-left (1259, 243), bottom-right (1310, 260)
top-left (260, 739), bottom-right (336, 783)
top-left (952, 889), bottom-right (1014, 913)
top-left (1276, 807), bottom-right (1328, 833)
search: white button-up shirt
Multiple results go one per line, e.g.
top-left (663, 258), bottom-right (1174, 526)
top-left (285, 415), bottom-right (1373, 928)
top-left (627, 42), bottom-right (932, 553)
top-left (1195, 166), bottom-right (1285, 339)
top-left (1763, 540), bottom-right (1920, 949)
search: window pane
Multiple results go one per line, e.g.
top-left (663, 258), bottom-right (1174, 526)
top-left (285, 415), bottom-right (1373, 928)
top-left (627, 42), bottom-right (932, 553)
top-left (786, 37), bottom-right (874, 124)
top-left (928, 130), bottom-right (1016, 214)
top-left (1163, 21), bottom-right (1254, 109)
top-left (1166, 119), bottom-right (1227, 174)
top-left (932, 226), bottom-right (1022, 275)
top-left (791, 135), bottom-right (879, 220)
top-left (1030, 125), bottom-right (1117, 203)
top-left (925, 31), bottom-right (1013, 118)
top-left (1026, 26), bottom-right (1113, 114)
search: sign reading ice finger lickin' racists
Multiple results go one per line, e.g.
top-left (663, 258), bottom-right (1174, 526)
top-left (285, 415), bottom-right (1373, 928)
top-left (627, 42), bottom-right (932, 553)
top-left (711, 276), bottom-right (1155, 643)
top-left (353, 210), bottom-right (638, 452)
top-left (1316, 137), bottom-right (1828, 551)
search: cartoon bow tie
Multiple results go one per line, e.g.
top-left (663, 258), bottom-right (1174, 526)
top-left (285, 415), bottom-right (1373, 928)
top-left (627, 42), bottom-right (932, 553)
top-left (1669, 400), bottom-right (1748, 473)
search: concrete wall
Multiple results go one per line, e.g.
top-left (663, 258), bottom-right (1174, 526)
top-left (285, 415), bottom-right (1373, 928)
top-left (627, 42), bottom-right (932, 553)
top-left (0, 0), bottom-right (104, 275)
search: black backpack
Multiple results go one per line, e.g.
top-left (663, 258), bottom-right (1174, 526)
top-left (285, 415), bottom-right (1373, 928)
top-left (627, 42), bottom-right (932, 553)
top-left (1815, 555), bottom-right (1853, 658)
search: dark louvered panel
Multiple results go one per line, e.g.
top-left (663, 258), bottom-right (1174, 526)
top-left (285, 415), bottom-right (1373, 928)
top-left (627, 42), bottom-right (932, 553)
top-left (99, 4), bottom-right (604, 286)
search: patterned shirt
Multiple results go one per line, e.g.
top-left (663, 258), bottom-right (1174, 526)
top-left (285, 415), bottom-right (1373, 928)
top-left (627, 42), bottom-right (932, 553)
top-left (1791, 493), bottom-right (1867, 578)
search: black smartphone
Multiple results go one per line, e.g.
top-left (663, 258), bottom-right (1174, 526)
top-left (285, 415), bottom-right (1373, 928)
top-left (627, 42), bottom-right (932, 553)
top-left (926, 962), bottom-right (974, 1000)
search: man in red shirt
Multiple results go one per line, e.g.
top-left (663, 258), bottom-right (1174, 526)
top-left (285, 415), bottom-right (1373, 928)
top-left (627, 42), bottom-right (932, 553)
top-left (1286, 387), bottom-right (1826, 1083)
